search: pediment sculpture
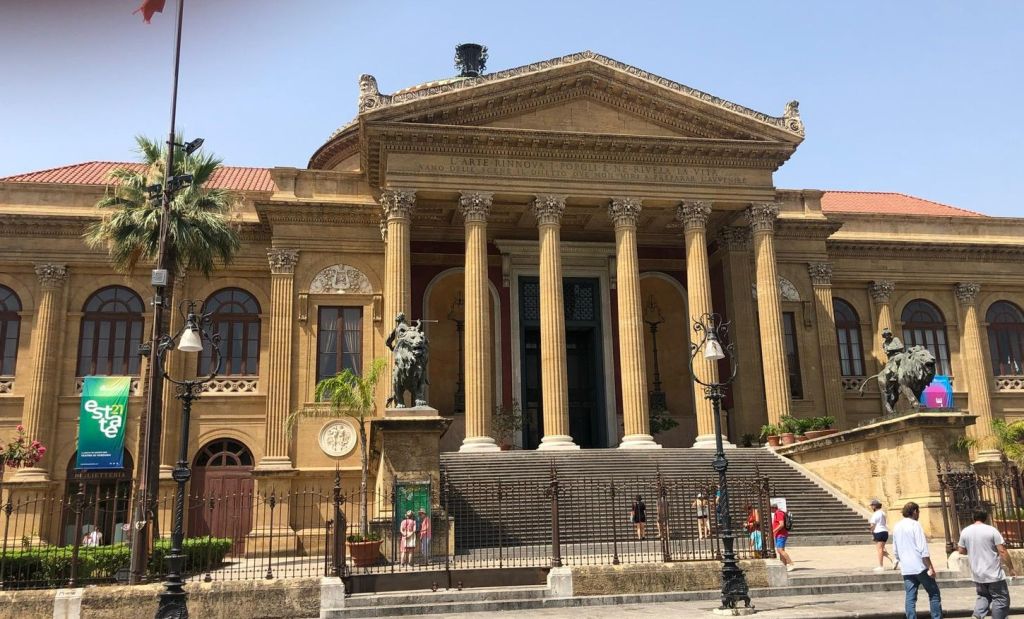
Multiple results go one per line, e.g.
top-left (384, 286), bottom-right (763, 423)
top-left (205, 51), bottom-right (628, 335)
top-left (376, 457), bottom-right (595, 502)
top-left (310, 264), bottom-right (373, 294)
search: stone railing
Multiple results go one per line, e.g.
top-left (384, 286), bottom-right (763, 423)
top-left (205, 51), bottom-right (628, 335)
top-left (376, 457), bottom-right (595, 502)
top-left (0, 376), bottom-right (13, 394)
top-left (74, 377), bottom-right (141, 395)
top-left (201, 376), bottom-right (259, 394)
top-left (841, 376), bottom-right (865, 392)
top-left (995, 376), bottom-right (1024, 392)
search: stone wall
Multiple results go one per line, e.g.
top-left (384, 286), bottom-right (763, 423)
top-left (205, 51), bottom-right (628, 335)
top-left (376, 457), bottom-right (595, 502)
top-left (571, 559), bottom-right (768, 596)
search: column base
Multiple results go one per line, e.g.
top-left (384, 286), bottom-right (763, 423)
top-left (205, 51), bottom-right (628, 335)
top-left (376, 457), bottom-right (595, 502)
top-left (692, 434), bottom-right (736, 449)
top-left (459, 436), bottom-right (501, 452)
top-left (12, 467), bottom-right (51, 483)
top-left (537, 435), bottom-right (580, 451)
top-left (972, 448), bottom-right (1004, 465)
top-left (619, 434), bottom-right (662, 449)
top-left (254, 456), bottom-right (295, 472)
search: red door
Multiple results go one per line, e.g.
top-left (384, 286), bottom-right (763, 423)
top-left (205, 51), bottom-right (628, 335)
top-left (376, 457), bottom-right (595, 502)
top-left (189, 439), bottom-right (254, 556)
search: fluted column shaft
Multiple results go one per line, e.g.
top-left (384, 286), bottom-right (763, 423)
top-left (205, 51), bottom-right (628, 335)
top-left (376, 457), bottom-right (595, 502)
top-left (955, 283), bottom-right (998, 461)
top-left (869, 280), bottom-right (896, 371)
top-left (459, 193), bottom-right (499, 451)
top-left (258, 249), bottom-right (300, 469)
top-left (748, 203), bottom-right (791, 425)
top-left (678, 202), bottom-right (723, 444)
top-left (533, 196), bottom-right (578, 450)
top-left (611, 199), bottom-right (659, 449)
top-left (17, 264), bottom-right (68, 480)
top-left (809, 263), bottom-right (846, 427)
top-left (381, 190), bottom-right (415, 378)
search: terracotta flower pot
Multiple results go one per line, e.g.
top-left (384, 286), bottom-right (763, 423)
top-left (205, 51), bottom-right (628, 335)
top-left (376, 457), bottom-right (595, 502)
top-left (347, 539), bottom-right (383, 567)
top-left (804, 430), bottom-right (829, 440)
top-left (780, 432), bottom-right (796, 445)
top-left (796, 435), bottom-right (809, 442)
top-left (766, 435), bottom-right (781, 447)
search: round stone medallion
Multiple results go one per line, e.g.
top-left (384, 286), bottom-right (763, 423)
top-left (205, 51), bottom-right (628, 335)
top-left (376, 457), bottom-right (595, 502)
top-left (318, 419), bottom-right (357, 458)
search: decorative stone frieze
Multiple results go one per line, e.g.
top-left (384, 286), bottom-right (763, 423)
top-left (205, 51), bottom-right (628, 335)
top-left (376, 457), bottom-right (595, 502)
top-left (608, 198), bottom-right (642, 228)
top-left (380, 189), bottom-right (416, 220)
top-left (675, 200), bottom-right (712, 230)
top-left (745, 203), bottom-right (779, 234)
top-left (459, 192), bottom-right (494, 222)
top-left (34, 264), bottom-right (68, 289)
top-left (717, 226), bottom-right (751, 251)
top-left (0, 377), bottom-right (13, 394)
top-left (532, 195), bottom-right (567, 226)
top-left (807, 262), bottom-right (833, 287)
top-left (869, 280), bottom-right (895, 304)
top-left (310, 264), bottom-right (373, 295)
top-left (954, 282), bottom-right (981, 306)
top-left (202, 377), bottom-right (258, 394)
top-left (267, 249), bottom-right (300, 275)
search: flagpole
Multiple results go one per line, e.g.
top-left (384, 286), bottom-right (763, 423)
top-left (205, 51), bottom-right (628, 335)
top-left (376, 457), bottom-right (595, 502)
top-left (130, 0), bottom-right (185, 587)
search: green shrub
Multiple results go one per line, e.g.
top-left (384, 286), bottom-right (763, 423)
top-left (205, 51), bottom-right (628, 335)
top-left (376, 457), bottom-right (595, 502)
top-left (759, 423), bottom-right (779, 439)
top-left (779, 416), bottom-right (801, 434)
top-left (148, 537), bottom-right (233, 575)
top-left (811, 416), bottom-right (836, 430)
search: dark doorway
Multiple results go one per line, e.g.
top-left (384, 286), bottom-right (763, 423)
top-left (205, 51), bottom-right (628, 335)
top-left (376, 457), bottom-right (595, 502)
top-left (519, 277), bottom-right (605, 449)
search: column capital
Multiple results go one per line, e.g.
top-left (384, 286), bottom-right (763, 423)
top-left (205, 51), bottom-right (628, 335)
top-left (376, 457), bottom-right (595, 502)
top-left (954, 282), bottom-right (981, 307)
top-left (532, 194), bottom-right (566, 226)
top-left (745, 202), bottom-right (780, 234)
top-left (675, 200), bottom-right (712, 230)
top-left (34, 264), bottom-right (68, 289)
top-left (716, 226), bottom-right (751, 251)
top-left (267, 248), bottom-right (300, 275)
top-left (807, 262), bottom-right (833, 287)
top-left (869, 280), bottom-right (895, 304)
top-left (459, 191), bottom-right (493, 222)
top-left (608, 197), bottom-right (642, 228)
top-left (380, 188), bottom-right (416, 220)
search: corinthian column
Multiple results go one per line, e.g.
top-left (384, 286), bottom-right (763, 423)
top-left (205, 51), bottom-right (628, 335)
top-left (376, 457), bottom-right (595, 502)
top-left (869, 280), bottom-right (896, 369)
top-left (809, 262), bottom-right (846, 427)
top-left (955, 282), bottom-right (998, 461)
top-left (258, 249), bottom-right (300, 470)
top-left (17, 264), bottom-right (69, 481)
top-left (611, 198), bottom-right (659, 449)
top-left (459, 192), bottom-right (499, 452)
top-left (747, 203), bottom-right (791, 425)
top-left (677, 201), bottom-right (723, 446)
top-left (381, 189), bottom-right (416, 375)
top-left (533, 195), bottom-right (578, 450)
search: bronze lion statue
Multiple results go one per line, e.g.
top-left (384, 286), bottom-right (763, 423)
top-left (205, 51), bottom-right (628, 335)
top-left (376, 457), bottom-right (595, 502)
top-left (859, 345), bottom-right (937, 415)
top-left (385, 313), bottom-right (429, 408)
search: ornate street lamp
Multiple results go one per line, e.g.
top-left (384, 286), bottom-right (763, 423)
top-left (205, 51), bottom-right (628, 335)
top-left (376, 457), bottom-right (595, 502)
top-left (154, 300), bottom-right (221, 619)
top-left (643, 295), bottom-right (667, 413)
top-left (688, 313), bottom-right (752, 613)
top-left (448, 293), bottom-right (465, 414)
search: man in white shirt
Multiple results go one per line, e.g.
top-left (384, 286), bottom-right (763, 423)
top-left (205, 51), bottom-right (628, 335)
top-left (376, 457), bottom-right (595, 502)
top-left (892, 501), bottom-right (942, 619)
top-left (958, 509), bottom-right (1016, 619)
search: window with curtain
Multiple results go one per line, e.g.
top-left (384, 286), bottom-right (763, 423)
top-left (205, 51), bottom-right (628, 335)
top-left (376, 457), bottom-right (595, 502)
top-left (901, 299), bottom-right (951, 376)
top-left (77, 286), bottom-right (144, 376)
top-left (783, 312), bottom-right (804, 399)
top-left (0, 285), bottom-right (21, 377)
top-left (987, 301), bottom-right (1024, 376)
top-left (833, 298), bottom-right (865, 377)
top-left (199, 288), bottom-right (261, 376)
top-left (317, 306), bottom-right (363, 382)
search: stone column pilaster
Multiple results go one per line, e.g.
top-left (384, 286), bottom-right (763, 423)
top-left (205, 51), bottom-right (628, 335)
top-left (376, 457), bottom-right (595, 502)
top-left (459, 192), bottom-right (499, 452)
top-left (809, 262), bottom-right (846, 427)
top-left (747, 203), bottom-right (791, 425)
top-left (611, 198), bottom-right (659, 449)
top-left (381, 189), bottom-right (416, 377)
top-left (16, 264), bottom-right (68, 481)
top-left (869, 280), bottom-right (896, 370)
top-left (955, 282), bottom-right (998, 461)
top-left (677, 201), bottom-right (724, 446)
top-left (532, 195), bottom-right (578, 450)
top-left (258, 248), bottom-right (300, 471)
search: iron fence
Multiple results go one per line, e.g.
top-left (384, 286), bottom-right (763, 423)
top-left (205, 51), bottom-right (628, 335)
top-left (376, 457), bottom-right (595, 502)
top-left (0, 466), bottom-right (774, 590)
top-left (938, 461), bottom-right (1024, 553)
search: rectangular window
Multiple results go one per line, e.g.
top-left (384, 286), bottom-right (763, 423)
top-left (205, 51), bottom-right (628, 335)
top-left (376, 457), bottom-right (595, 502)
top-left (317, 306), bottom-right (363, 383)
top-left (783, 312), bottom-right (804, 399)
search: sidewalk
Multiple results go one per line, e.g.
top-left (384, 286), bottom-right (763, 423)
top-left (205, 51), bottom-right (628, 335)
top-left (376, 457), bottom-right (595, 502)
top-left (783, 540), bottom-right (952, 574)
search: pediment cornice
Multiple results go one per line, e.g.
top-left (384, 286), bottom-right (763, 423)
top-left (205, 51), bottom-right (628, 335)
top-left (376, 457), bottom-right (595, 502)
top-left (828, 239), bottom-right (1024, 263)
top-left (255, 201), bottom-right (380, 227)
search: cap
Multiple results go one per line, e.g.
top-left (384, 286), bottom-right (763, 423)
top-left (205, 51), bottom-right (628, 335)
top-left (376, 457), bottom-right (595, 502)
top-left (869, 498), bottom-right (882, 507)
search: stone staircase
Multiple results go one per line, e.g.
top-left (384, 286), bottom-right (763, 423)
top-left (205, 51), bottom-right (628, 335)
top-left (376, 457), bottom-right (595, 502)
top-left (439, 447), bottom-right (870, 547)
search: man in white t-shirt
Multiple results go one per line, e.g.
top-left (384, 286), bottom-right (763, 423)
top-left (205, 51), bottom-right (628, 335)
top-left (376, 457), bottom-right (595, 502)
top-left (868, 498), bottom-right (895, 572)
top-left (892, 501), bottom-right (942, 619)
top-left (958, 509), bottom-right (1016, 619)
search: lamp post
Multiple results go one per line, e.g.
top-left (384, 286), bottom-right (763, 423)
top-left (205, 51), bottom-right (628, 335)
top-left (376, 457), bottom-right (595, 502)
top-left (643, 295), bottom-right (667, 413)
top-left (448, 293), bottom-right (465, 414)
top-left (154, 300), bottom-right (220, 619)
top-left (688, 313), bottom-right (752, 613)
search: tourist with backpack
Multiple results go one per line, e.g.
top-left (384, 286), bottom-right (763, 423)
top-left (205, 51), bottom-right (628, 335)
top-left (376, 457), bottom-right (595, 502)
top-left (771, 501), bottom-right (795, 572)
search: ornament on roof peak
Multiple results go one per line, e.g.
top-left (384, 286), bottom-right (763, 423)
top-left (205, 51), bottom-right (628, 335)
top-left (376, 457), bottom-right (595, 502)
top-left (455, 43), bottom-right (488, 78)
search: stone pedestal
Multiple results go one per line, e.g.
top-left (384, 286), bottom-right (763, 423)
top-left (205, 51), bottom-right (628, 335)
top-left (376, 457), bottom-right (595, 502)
top-left (374, 407), bottom-right (452, 493)
top-left (1, 479), bottom-right (54, 546)
top-left (246, 469), bottom-right (299, 558)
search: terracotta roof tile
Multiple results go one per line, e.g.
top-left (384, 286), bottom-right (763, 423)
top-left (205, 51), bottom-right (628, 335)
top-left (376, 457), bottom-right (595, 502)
top-left (0, 161), bottom-right (275, 192)
top-left (821, 191), bottom-right (984, 218)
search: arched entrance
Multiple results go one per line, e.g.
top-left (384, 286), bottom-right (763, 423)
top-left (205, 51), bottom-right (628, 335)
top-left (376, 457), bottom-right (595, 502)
top-left (188, 439), bottom-right (254, 555)
top-left (63, 451), bottom-right (133, 546)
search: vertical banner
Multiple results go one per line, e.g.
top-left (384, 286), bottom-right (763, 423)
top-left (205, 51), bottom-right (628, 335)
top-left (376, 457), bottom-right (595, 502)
top-left (76, 376), bottom-right (130, 470)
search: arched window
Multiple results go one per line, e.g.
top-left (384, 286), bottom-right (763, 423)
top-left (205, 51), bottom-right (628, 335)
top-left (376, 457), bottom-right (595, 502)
top-left (199, 288), bottom-right (261, 376)
top-left (77, 286), bottom-right (145, 376)
top-left (0, 285), bottom-right (21, 377)
top-left (901, 299), bottom-right (951, 376)
top-left (987, 301), bottom-right (1024, 376)
top-left (63, 450), bottom-right (133, 546)
top-left (833, 298), bottom-right (865, 377)
top-left (194, 438), bottom-right (254, 467)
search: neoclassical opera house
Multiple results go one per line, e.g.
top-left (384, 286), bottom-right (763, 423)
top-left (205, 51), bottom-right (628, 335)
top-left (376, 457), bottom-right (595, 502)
top-left (2, 49), bottom-right (1024, 519)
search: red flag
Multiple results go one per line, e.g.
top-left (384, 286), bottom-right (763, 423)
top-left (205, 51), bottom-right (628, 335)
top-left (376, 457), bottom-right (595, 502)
top-left (134, 0), bottom-right (167, 23)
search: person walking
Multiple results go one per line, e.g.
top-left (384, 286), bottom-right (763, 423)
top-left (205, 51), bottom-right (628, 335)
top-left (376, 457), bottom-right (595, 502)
top-left (745, 503), bottom-right (763, 556)
top-left (771, 502), bottom-right (794, 572)
top-left (892, 501), bottom-right (942, 619)
top-left (417, 508), bottom-right (432, 565)
top-left (630, 495), bottom-right (647, 540)
top-left (957, 509), bottom-right (1016, 619)
top-left (399, 510), bottom-right (417, 566)
top-left (869, 498), bottom-right (895, 572)
top-left (693, 493), bottom-right (711, 539)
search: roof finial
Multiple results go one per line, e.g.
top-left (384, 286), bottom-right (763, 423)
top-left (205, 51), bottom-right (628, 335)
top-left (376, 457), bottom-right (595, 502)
top-left (455, 43), bottom-right (487, 77)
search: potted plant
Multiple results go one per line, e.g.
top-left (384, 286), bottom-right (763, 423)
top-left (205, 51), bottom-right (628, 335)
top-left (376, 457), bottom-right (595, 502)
top-left (491, 400), bottom-right (523, 450)
top-left (291, 358), bottom-right (386, 568)
top-left (779, 416), bottom-right (800, 445)
top-left (760, 423), bottom-right (781, 448)
top-left (1, 425), bottom-right (47, 501)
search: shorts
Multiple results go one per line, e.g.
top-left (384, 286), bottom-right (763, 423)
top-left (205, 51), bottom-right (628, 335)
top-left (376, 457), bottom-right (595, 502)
top-left (774, 535), bottom-right (788, 549)
top-left (873, 531), bottom-right (889, 543)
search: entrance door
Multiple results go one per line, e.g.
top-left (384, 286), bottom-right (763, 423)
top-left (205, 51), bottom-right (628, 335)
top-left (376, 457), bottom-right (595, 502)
top-left (189, 439), bottom-right (254, 555)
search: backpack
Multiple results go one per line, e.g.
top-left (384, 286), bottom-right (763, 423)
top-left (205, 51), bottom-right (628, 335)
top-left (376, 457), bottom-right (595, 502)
top-left (783, 510), bottom-right (794, 531)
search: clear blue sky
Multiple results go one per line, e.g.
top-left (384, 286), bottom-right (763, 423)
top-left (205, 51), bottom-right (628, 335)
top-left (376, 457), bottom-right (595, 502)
top-left (2, 1), bottom-right (1021, 216)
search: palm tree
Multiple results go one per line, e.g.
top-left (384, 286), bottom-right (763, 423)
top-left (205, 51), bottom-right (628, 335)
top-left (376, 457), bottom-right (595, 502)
top-left (300, 359), bottom-right (387, 538)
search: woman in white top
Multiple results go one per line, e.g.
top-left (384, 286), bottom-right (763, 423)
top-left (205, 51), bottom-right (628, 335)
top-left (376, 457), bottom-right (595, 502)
top-left (868, 498), bottom-right (895, 571)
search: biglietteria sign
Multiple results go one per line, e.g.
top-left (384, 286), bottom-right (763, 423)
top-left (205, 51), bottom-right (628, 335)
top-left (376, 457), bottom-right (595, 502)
top-left (76, 376), bottom-right (130, 470)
